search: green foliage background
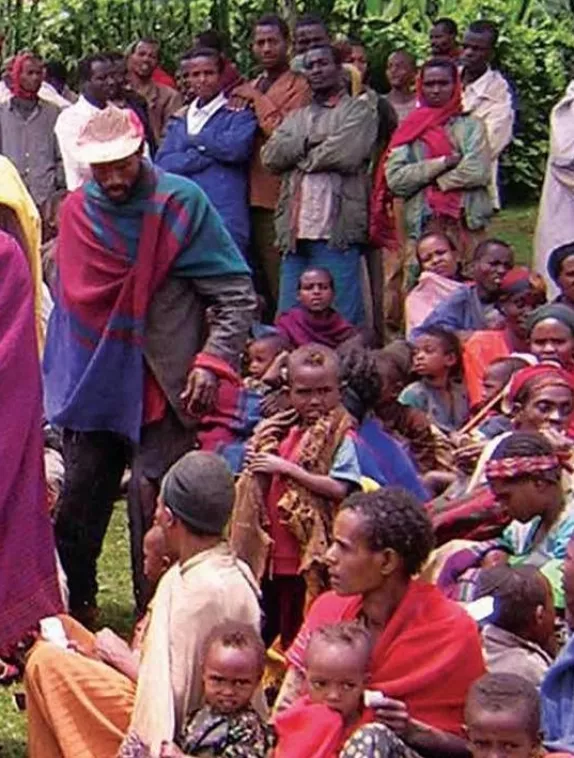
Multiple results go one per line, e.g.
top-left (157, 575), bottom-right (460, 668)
top-left (1, 0), bottom-right (574, 199)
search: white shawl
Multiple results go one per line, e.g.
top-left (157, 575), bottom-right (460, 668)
top-left (534, 81), bottom-right (574, 299)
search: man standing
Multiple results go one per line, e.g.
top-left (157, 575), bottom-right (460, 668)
top-left (44, 106), bottom-right (255, 621)
top-left (461, 20), bottom-right (515, 210)
top-left (107, 51), bottom-right (156, 157)
top-left (262, 44), bottom-right (377, 325)
top-left (0, 52), bottom-right (64, 216)
top-left (430, 18), bottom-right (460, 58)
top-left (55, 53), bottom-right (113, 189)
top-left (127, 39), bottom-right (181, 143)
top-left (231, 14), bottom-right (310, 310)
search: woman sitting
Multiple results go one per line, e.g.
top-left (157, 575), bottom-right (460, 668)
top-left (275, 488), bottom-right (485, 758)
top-left (156, 47), bottom-right (257, 257)
top-left (435, 431), bottom-right (574, 609)
top-left (385, 57), bottom-right (492, 276)
top-left (405, 231), bottom-right (466, 337)
top-left (528, 303), bottom-right (574, 374)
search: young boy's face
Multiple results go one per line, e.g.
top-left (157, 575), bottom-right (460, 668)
top-left (466, 705), bottom-right (540, 758)
top-left (203, 641), bottom-right (260, 714)
top-left (481, 362), bottom-right (509, 405)
top-left (297, 270), bottom-right (334, 314)
top-left (412, 335), bottom-right (455, 379)
top-left (247, 340), bottom-right (278, 380)
top-left (306, 641), bottom-right (367, 724)
top-left (289, 362), bottom-right (340, 424)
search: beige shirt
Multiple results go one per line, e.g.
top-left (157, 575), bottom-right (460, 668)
top-left (123, 542), bottom-right (261, 755)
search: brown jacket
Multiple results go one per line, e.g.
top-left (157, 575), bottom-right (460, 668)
top-left (132, 80), bottom-right (181, 144)
top-left (144, 274), bottom-right (256, 428)
top-left (249, 70), bottom-right (311, 210)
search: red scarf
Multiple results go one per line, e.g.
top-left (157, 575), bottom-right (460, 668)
top-left (10, 53), bottom-right (38, 101)
top-left (287, 580), bottom-right (485, 739)
top-left (369, 72), bottom-right (463, 248)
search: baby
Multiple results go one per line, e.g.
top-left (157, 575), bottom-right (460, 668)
top-left (244, 333), bottom-right (288, 393)
top-left (160, 621), bottom-right (275, 757)
top-left (465, 672), bottom-right (564, 758)
top-left (274, 622), bottom-right (372, 756)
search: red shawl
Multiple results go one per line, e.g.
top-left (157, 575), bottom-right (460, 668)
top-left (10, 53), bottom-right (38, 100)
top-left (370, 73), bottom-right (463, 249)
top-left (287, 579), bottom-right (485, 742)
top-left (274, 698), bottom-right (350, 758)
top-left (276, 306), bottom-right (356, 349)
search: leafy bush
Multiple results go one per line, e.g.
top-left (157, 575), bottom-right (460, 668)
top-left (1, 0), bottom-right (573, 200)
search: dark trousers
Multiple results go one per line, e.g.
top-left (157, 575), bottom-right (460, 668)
top-left (56, 411), bottom-right (198, 614)
top-left (55, 430), bottom-right (129, 614)
top-left (261, 574), bottom-right (306, 651)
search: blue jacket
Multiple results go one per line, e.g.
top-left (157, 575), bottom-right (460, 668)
top-left (156, 105), bottom-right (257, 255)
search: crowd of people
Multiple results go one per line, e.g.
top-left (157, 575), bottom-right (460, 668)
top-left (2, 9), bottom-right (574, 758)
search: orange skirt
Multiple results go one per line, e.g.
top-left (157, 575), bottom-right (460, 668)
top-left (25, 616), bottom-right (136, 758)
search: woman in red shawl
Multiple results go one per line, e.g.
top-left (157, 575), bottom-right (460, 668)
top-left (373, 58), bottom-right (492, 293)
top-left (273, 488), bottom-right (485, 758)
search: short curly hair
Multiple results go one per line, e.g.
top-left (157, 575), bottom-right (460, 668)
top-left (305, 621), bottom-right (372, 671)
top-left (202, 621), bottom-right (266, 677)
top-left (340, 488), bottom-right (434, 575)
top-left (465, 673), bottom-right (540, 739)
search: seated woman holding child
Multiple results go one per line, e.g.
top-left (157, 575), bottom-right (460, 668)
top-left (273, 488), bottom-right (485, 758)
top-left (433, 431), bottom-right (574, 609)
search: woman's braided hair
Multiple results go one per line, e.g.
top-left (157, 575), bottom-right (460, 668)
top-left (340, 488), bottom-right (434, 575)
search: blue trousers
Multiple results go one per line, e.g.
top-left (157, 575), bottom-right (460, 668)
top-left (278, 240), bottom-right (365, 326)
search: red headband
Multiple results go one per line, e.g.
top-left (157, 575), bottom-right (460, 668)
top-left (485, 454), bottom-right (561, 480)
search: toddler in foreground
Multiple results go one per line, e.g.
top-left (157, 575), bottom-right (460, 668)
top-left (274, 622), bottom-right (372, 757)
top-left (160, 622), bottom-right (275, 757)
top-left (465, 672), bottom-right (572, 758)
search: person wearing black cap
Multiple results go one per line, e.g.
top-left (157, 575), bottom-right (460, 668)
top-left (25, 451), bottom-right (262, 758)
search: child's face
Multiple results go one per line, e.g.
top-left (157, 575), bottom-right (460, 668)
top-left (203, 642), bottom-right (260, 714)
top-left (306, 641), bottom-right (367, 724)
top-left (248, 340), bottom-right (278, 380)
top-left (297, 270), bottom-right (334, 313)
top-left (481, 363), bottom-right (509, 405)
top-left (412, 335), bottom-right (455, 379)
top-left (466, 706), bottom-right (540, 758)
top-left (289, 363), bottom-right (340, 424)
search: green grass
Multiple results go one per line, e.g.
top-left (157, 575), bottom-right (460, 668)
top-left (0, 203), bottom-right (539, 757)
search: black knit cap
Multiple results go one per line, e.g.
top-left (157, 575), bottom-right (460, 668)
top-left (160, 451), bottom-right (235, 535)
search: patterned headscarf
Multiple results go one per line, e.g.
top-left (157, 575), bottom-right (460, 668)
top-left (485, 454), bottom-right (561, 480)
top-left (10, 53), bottom-right (38, 100)
top-left (502, 362), bottom-right (574, 414)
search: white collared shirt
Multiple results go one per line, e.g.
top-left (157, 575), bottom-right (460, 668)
top-left (186, 92), bottom-right (227, 136)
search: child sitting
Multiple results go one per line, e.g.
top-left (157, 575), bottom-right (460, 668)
top-left (231, 344), bottom-right (361, 650)
top-left (276, 268), bottom-right (357, 349)
top-left (373, 342), bottom-right (439, 475)
top-left (160, 622), bottom-right (275, 758)
top-left (465, 672), bottom-right (572, 758)
top-left (476, 356), bottom-right (532, 438)
top-left (400, 326), bottom-right (469, 433)
top-left (274, 622), bottom-right (372, 757)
